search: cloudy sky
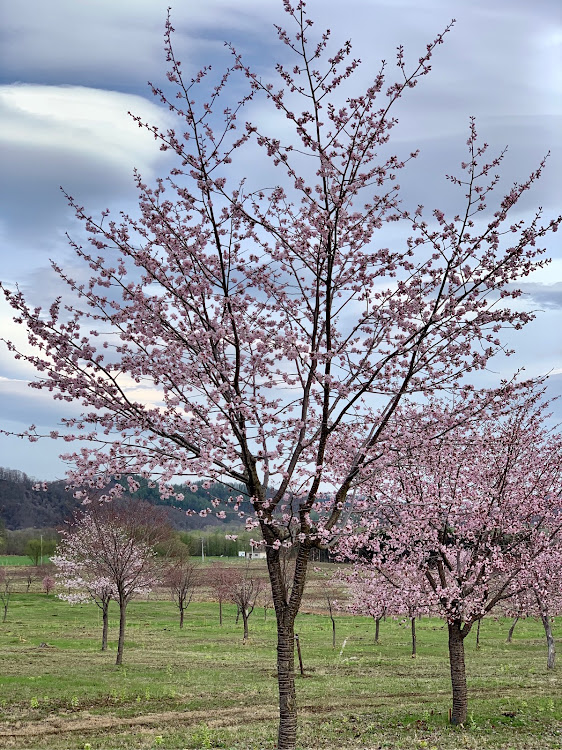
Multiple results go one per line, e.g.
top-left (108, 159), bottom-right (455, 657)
top-left (0, 0), bottom-right (561, 480)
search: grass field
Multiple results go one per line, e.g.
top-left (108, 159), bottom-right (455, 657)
top-left (0, 584), bottom-right (560, 749)
top-left (0, 555), bottom-right (239, 568)
top-left (0, 556), bottom-right (37, 567)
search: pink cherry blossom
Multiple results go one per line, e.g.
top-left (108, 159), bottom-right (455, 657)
top-left (1, 4), bottom-right (560, 746)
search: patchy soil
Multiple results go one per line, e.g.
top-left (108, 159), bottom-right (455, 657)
top-left (0, 703), bottom-right (277, 743)
top-left (0, 687), bottom-right (545, 744)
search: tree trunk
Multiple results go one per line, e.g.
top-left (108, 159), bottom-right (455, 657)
top-left (331, 616), bottom-right (336, 649)
top-left (101, 601), bottom-right (109, 651)
top-left (179, 605), bottom-right (184, 629)
top-left (506, 615), bottom-right (519, 643)
top-left (294, 633), bottom-right (305, 676)
top-left (534, 588), bottom-right (555, 670)
top-left (375, 615), bottom-right (381, 644)
top-left (540, 613), bottom-right (556, 670)
top-left (411, 616), bottom-right (417, 658)
top-left (242, 609), bottom-right (249, 640)
top-left (267, 543), bottom-right (310, 750)
top-left (476, 618), bottom-right (481, 648)
top-left (2, 602), bottom-right (7, 623)
top-left (448, 620), bottom-right (469, 725)
top-left (219, 598), bottom-right (222, 626)
top-left (276, 615), bottom-right (296, 748)
top-left (116, 599), bottom-right (127, 666)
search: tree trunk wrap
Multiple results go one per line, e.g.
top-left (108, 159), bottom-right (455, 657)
top-left (266, 544), bottom-right (310, 750)
top-left (448, 620), bottom-right (469, 725)
top-left (276, 617), bottom-right (297, 749)
top-left (116, 599), bottom-right (126, 666)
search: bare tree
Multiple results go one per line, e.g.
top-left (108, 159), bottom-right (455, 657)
top-left (166, 557), bottom-right (199, 628)
top-left (228, 563), bottom-right (264, 641)
top-left (0, 569), bottom-right (13, 623)
top-left (207, 562), bottom-right (242, 626)
top-left (260, 589), bottom-right (273, 622)
top-left (24, 567), bottom-right (38, 593)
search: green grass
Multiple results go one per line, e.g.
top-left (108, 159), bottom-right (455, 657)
top-left (0, 592), bottom-right (560, 749)
top-left (0, 554), bottom-right (253, 568)
top-left (0, 555), bottom-right (35, 567)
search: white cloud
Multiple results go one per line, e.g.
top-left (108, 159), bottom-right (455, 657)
top-left (0, 83), bottom-right (172, 176)
top-left (1, 0), bottom-right (560, 479)
top-left (0, 83), bottom-right (175, 265)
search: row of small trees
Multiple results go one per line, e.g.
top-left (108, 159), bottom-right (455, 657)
top-left (51, 498), bottom-right (268, 661)
top-left (3, 479), bottom-right (560, 726)
top-left (0, 568), bottom-right (55, 622)
top-left (2, 2), bottom-right (561, 746)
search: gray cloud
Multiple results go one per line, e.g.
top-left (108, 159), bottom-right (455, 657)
top-left (513, 282), bottom-right (562, 309)
top-left (1, 0), bottom-right (561, 478)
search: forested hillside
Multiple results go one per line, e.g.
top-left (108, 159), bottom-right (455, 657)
top-left (0, 467), bottom-right (249, 531)
top-left (0, 468), bottom-right (77, 530)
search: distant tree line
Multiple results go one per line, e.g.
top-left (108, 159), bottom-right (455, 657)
top-left (0, 467), bottom-right (253, 531)
top-left (1, 527), bottom-right (59, 557)
top-left (179, 529), bottom-right (250, 557)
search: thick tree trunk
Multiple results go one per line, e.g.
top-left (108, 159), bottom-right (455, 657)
top-left (448, 620), bottom-right (469, 725)
top-left (179, 606), bottom-right (184, 629)
top-left (267, 544), bottom-right (310, 750)
top-left (116, 599), bottom-right (126, 666)
top-left (411, 617), bottom-right (417, 658)
top-left (541, 613), bottom-right (556, 670)
top-left (101, 602), bottom-right (109, 651)
top-left (276, 616), bottom-right (296, 748)
top-left (242, 609), bottom-right (249, 640)
top-left (506, 615), bottom-right (519, 643)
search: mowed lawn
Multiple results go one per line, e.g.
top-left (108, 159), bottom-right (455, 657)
top-left (0, 587), bottom-right (561, 749)
top-left (0, 557), bottom-right (39, 567)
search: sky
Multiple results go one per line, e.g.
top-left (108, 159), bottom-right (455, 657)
top-left (0, 0), bottom-right (561, 480)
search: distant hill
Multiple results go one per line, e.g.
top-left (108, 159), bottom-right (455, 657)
top-left (0, 467), bottom-right (250, 531)
top-left (0, 468), bottom-right (78, 530)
